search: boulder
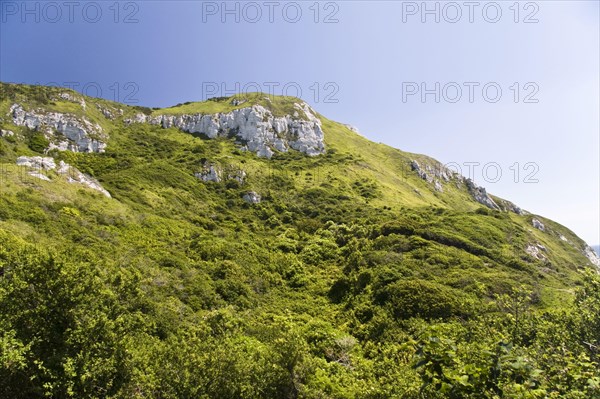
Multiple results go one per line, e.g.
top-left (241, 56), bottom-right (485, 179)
top-left (526, 243), bottom-right (547, 261)
top-left (195, 163), bottom-right (222, 183)
top-left (532, 218), bottom-right (545, 231)
top-left (243, 191), bottom-right (261, 204)
top-left (16, 156), bottom-right (56, 170)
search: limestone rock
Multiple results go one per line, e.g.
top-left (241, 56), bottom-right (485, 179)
top-left (243, 191), bottom-right (261, 204)
top-left (57, 161), bottom-right (112, 198)
top-left (559, 234), bottom-right (569, 242)
top-left (411, 160), bottom-right (431, 183)
top-left (584, 246), bottom-right (600, 267)
top-left (127, 102), bottom-right (325, 158)
top-left (526, 243), bottom-right (547, 261)
top-left (532, 218), bottom-right (545, 231)
top-left (496, 198), bottom-right (526, 215)
top-left (231, 99), bottom-right (247, 106)
top-left (195, 162), bottom-right (247, 184)
top-left (410, 158), bottom-right (524, 213)
top-left (16, 156), bottom-right (56, 170)
top-left (56, 92), bottom-right (86, 109)
top-left (28, 171), bottom-right (52, 181)
top-left (0, 129), bottom-right (14, 137)
top-left (465, 178), bottom-right (499, 210)
top-left (15, 156), bottom-right (111, 197)
top-left (97, 104), bottom-right (117, 120)
top-left (230, 169), bottom-right (247, 185)
top-left (10, 104), bottom-right (106, 153)
top-left (195, 163), bottom-right (222, 183)
top-left (411, 159), bottom-right (454, 186)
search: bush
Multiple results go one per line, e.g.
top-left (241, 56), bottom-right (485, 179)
top-left (28, 132), bottom-right (49, 153)
top-left (378, 279), bottom-right (468, 320)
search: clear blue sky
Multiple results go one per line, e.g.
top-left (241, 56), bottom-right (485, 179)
top-left (1, 0), bottom-right (599, 245)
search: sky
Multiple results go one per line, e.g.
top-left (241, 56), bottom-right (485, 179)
top-left (1, 0), bottom-right (599, 245)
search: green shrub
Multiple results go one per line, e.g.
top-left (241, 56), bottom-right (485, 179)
top-left (378, 279), bottom-right (468, 320)
top-left (28, 132), bottom-right (49, 153)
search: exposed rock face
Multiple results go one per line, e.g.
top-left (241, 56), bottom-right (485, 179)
top-left (464, 178), bottom-right (499, 210)
top-left (126, 102), bottom-right (325, 158)
top-left (57, 161), bottom-right (112, 198)
top-left (99, 107), bottom-right (114, 119)
top-left (584, 246), bottom-right (600, 267)
top-left (526, 243), bottom-right (547, 261)
top-left (194, 162), bottom-right (246, 184)
top-left (495, 198), bottom-right (526, 215)
top-left (532, 218), bottom-right (545, 231)
top-left (0, 129), bottom-right (14, 137)
top-left (55, 92), bottom-right (86, 109)
top-left (231, 99), bottom-right (247, 106)
top-left (411, 160), bottom-right (430, 182)
top-left (230, 169), bottom-right (247, 184)
top-left (410, 160), bottom-right (450, 193)
top-left (195, 163), bottom-right (222, 183)
top-left (10, 104), bottom-right (106, 153)
top-left (411, 160), bottom-right (453, 183)
top-left (16, 156), bottom-right (111, 197)
top-left (243, 191), bottom-right (261, 204)
top-left (410, 159), bottom-right (506, 209)
top-left (16, 156), bottom-right (56, 170)
top-left (96, 104), bottom-right (123, 120)
top-left (29, 171), bottom-right (52, 181)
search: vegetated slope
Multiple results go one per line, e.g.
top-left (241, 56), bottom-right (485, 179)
top-left (1, 82), bottom-right (599, 399)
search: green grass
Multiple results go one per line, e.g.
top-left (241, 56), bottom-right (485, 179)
top-left (1, 82), bottom-right (598, 398)
top-left (152, 92), bottom-right (310, 119)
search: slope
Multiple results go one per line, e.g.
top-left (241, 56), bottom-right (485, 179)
top-left (1, 82), bottom-right (599, 398)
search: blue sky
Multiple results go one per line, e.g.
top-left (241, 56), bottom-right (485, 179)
top-left (1, 0), bottom-right (599, 244)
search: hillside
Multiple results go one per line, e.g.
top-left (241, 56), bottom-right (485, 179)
top-left (1, 82), bottom-right (599, 398)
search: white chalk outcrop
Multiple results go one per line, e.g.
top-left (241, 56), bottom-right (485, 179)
top-left (410, 159), bottom-right (506, 210)
top-left (10, 104), bottom-right (106, 153)
top-left (16, 156), bottom-right (111, 197)
top-left (126, 102), bottom-right (325, 158)
top-left (410, 160), bottom-right (454, 194)
top-left (526, 243), bottom-right (547, 261)
top-left (55, 92), bottom-right (87, 109)
top-left (532, 218), bottom-right (546, 231)
top-left (584, 245), bottom-right (600, 267)
top-left (243, 191), bottom-right (261, 204)
top-left (194, 161), bottom-right (247, 184)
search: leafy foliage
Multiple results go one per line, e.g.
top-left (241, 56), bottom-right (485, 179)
top-left (0, 83), bottom-right (598, 398)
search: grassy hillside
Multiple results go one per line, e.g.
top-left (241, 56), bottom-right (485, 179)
top-left (1, 83), bottom-right (599, 398)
